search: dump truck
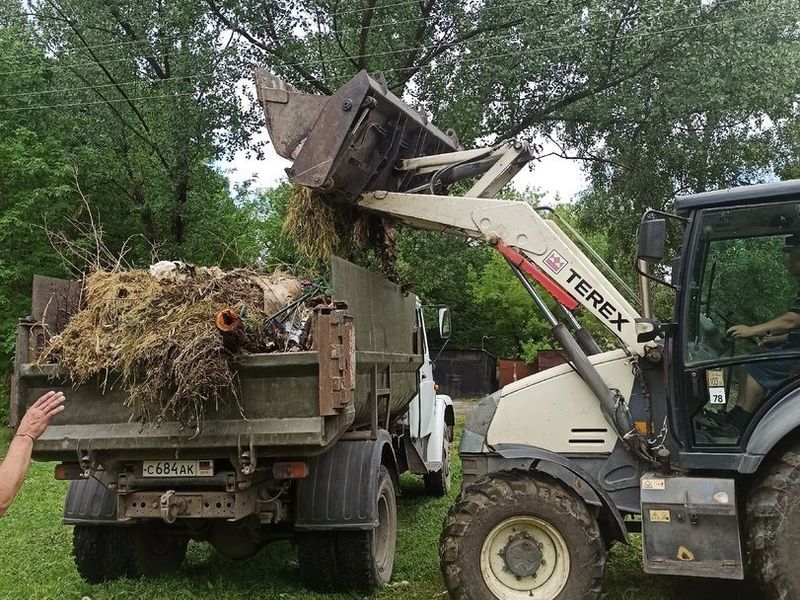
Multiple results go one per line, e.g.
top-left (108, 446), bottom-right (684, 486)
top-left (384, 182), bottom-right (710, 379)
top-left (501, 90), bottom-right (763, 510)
top-left (10, 257), bottom-right (455, 591)
top-left (256, 68), bottom-right (800, 600)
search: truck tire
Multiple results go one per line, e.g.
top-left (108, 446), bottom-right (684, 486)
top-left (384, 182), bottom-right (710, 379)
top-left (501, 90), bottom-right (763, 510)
top-left (127, 524), bottom-right (189, 577)
top-left (424, 426), bottom-right (453, 497)
top-left (104, 526), bottom-right (137, 579)
top-left (73, 524), bottom-right (188, 583)
top-left (297, 465), bottom-right (397, 591)
top-left (297, 532), bottom-right (338, 591)
top-left (440, 470), bottom-right (606, 600)
top-left (73, 525), bottom-right (110, 584)
top-left (746, 445), bottom-right (800, 599)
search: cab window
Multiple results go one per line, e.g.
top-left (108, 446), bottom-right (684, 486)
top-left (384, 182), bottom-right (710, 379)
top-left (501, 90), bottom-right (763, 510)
top-left (684, 201), bottom-right (800, 445)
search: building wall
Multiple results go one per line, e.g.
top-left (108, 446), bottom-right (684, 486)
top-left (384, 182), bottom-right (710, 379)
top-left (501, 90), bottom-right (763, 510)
top-left (432, 350), bottom-right (498, 398)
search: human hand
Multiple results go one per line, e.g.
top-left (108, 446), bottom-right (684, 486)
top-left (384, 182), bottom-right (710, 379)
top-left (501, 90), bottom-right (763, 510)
top-left (727, 325), bottom-right (757, 338)
top-left (17, 391), bottom-right (66, 440)
top-left (762, 334), bottom-right (785, 346)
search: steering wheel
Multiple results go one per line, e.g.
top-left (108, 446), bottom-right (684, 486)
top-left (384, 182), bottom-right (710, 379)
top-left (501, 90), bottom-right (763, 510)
top-left (713, 310), bottom-right (740, 355)
top-left (699, 311), bottom-right (737, 356)
top-left (713, 309), bottom-right (735, 330)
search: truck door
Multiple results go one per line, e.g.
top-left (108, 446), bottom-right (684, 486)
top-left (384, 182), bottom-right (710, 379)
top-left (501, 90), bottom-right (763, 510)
top-left (678, 200), bottom-right (800, 450)
top-left (416, 307), bottom-right (437, 439)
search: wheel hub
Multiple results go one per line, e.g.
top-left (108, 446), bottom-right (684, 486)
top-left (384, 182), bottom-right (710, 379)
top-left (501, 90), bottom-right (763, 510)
top-left (479, 515), bottom-right (570, 599)
top-left (503, 532), bottom-right (543, 577)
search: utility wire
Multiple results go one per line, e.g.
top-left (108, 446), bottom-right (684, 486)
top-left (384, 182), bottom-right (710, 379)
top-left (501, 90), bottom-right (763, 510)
top-left (0, 0), bottom-right (677, 32)
top-left (0, 0), bottom-right (777, 101)
top-left (0, 0), bottom-right (677, 57)
top-left (360, 8), bottom-right (797, 81)
top-left (0, 91), bottom-right (197, 113)
top-left (236, 0), bottom-right (697, 47)
top-left (0, 0), bottom-right (763, 79)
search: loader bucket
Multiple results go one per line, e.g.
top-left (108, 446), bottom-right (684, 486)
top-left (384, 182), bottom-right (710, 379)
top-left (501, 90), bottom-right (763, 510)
top-left (255, 68), bottom-right (459, 202)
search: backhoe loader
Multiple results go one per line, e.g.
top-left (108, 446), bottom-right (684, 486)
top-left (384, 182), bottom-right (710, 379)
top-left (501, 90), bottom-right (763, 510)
top-left (256, 68), bottom-right (800, 600)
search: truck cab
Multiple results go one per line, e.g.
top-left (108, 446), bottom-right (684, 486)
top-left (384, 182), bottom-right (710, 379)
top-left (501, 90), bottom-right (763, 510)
top-left (404, 303), bottom-right (455, 495)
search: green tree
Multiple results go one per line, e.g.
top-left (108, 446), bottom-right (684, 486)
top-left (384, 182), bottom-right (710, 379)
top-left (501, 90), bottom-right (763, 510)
top-left (0, 21), bottom-right (75, 370)
top-left (0, 4), bottom-right (266, 375)
top-left (396, 229), bottom-right (492, 350)
top-left (16, 0), bottom-right (256, 255)
top-left (213, 0), bottom-right (799, 281)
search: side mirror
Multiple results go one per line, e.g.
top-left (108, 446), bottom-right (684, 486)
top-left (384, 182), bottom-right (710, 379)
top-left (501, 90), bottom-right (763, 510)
top-left (438, 307), bottom-right (451, 339)
top-left (637, 218), bottom-right (666, 262)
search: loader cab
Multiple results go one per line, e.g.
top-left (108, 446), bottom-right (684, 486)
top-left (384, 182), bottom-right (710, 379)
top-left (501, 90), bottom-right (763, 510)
top-left (642, 181), bottom-right (800, 460)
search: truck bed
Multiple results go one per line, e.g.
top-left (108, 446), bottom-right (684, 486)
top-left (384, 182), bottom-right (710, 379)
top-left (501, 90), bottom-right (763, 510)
top-left (11, 257), bottom-right (422, 463)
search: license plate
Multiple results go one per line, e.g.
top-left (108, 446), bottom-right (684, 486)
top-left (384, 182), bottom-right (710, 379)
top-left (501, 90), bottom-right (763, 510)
top-left (142, 460), bottom-right (213, 478)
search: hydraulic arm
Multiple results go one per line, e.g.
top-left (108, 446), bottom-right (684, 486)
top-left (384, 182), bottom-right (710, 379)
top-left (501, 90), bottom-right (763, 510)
top-left (256, 69), bottom-right (654, 459)
top-left (355, 185), bottom-right (645, 355)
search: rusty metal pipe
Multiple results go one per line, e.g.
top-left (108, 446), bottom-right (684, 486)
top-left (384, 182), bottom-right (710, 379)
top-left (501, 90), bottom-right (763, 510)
top-left (215, 308), bottom-right (241, 333)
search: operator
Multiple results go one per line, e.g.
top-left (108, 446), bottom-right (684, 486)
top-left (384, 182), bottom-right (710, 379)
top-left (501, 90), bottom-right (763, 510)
top-left (726, 239), bottom-right (800, 429)
top-left (0, 391), bottom-right (66, 517)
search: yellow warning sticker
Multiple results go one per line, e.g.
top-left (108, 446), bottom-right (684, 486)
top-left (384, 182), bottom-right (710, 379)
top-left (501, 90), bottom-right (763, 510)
top-left (649, 509), bottom-right (671, 523)
top-left (642, 478), bottom-right (666, 490)
top-left (706, 369), bottom-right (724, 387)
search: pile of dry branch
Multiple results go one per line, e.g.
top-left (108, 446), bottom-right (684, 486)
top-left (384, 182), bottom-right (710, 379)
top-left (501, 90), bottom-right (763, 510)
top-left (41, 262), bottom-right (325, 432)
top-left (284, 185), bottom-right (398, 279)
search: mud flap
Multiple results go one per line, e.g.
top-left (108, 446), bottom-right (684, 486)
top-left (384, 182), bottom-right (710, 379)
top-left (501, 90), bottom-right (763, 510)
top-left (295, 429), bottom-right (397, 531)
top-left (63, 472), bottom-right (120, 525)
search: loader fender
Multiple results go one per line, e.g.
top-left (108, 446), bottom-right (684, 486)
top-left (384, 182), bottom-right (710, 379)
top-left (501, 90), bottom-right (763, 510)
top-left (742, 389), bottom-right (800, 473)
top-left (295, 429), bottom-right (399, 531)
top-left (63, 472), bottom-right (121, 526)
top-left (489, 443), bottom-right (629, 544)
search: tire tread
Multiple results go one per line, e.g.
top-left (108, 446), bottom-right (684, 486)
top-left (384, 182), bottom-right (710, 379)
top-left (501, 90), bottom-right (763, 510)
top-left (747, 447), bottom-right (800, 600)
top-left (440, 470), bottom-right (606, 600)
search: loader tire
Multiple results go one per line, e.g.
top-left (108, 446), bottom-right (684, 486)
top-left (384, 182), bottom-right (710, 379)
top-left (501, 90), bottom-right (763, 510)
top-left (746, 445), bottom-right (800, 600)
top-left (424, 426), bottom-right (453, 497)
top-left (73, 525), bottom-right (109, 584)
top-left (440, 470), bottom-right (606, 600)
top-left (297, 465), bottom-right (397, 592)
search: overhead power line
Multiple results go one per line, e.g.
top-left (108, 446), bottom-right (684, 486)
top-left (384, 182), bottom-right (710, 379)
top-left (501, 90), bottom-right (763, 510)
top-left (0, 0), bottom-right (758, 78)
top-left (0, 0), bottom-right (672, 58)
top-left (0, 91), bottom-right (197, 113)
top-left (0, 5), bottom-right (793, 111)
top-left (0, 0), bottom-right (771, 101)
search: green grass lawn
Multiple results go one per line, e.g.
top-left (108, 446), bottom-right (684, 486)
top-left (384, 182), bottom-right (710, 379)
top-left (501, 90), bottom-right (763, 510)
top-left (0, 425), bottom-right (759, 600)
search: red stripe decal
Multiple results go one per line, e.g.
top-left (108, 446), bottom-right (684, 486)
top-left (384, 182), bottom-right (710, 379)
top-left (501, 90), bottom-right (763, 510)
top-left (493, 240), bottom-right (579, 310)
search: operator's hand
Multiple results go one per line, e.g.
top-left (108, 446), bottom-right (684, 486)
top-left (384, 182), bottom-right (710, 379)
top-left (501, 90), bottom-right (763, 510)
top-left (17, 391), bottom-right (66, 440)
top-left (727, 325), bottom-right (757, 338)
top-left (762, 334), bottom-right (785, 346)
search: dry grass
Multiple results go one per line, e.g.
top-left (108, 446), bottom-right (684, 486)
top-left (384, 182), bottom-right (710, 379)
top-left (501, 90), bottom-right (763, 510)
top-left (283, 185), bottom-right (379, 265)
top-left (283, 186), bottom-right (342, 262)
top-left (40, 267), bottom-right (305, 433)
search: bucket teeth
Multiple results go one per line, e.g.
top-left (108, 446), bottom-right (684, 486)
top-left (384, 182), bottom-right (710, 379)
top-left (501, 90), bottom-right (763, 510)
top-left (254, 68), bottom-right (328, 161)
top-left (255, 69), bottom-right (301, 96)
top-left (254, 68), bottom-right (459, 202)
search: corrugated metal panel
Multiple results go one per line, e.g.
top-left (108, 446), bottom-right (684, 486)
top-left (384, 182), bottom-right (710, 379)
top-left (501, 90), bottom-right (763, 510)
top-left (432, 350), bottom-right (497, 398)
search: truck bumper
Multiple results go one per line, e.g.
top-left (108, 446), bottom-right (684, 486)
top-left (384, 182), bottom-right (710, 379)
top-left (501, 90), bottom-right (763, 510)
top-left (118, 487), bottom-right (266, 522)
